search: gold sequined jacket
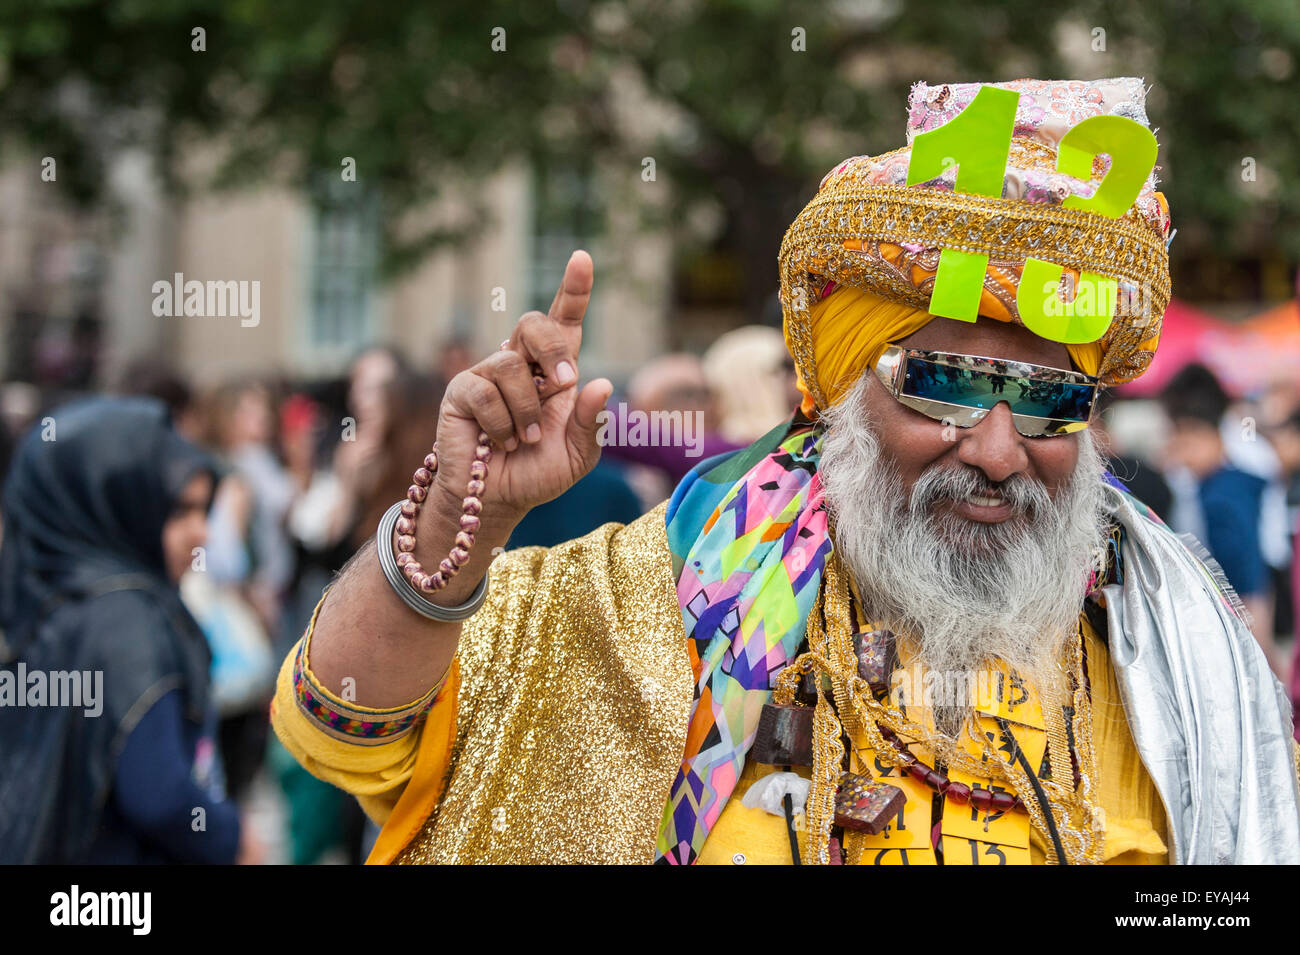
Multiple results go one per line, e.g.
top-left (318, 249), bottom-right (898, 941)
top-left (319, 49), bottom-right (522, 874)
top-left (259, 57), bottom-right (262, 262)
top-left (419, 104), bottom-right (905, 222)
top-left (273, 502), bottom-right (696, 863)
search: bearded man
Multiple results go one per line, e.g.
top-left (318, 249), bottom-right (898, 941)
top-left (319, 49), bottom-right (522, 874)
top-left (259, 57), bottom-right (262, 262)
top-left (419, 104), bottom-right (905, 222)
top-left (272, 78), bottom-right (1300, 865)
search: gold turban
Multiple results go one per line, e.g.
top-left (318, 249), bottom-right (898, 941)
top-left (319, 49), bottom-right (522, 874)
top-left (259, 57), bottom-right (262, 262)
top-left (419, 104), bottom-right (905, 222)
top-left (780, 77), bottom-right (1172, 412)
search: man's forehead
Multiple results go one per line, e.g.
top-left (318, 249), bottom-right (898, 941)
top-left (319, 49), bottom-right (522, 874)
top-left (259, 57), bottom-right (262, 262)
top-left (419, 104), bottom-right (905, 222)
top-left (896, 316), bottom-right (1074, 370)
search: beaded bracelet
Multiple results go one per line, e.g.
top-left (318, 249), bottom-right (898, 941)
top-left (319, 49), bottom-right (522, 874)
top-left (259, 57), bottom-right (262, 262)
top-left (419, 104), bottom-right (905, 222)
top-left (376, 502), bottom-right (488, 622)
top-left (394, 430), bottom-right (492, 593)
top-left (375, 430), bottom-right (493, 623)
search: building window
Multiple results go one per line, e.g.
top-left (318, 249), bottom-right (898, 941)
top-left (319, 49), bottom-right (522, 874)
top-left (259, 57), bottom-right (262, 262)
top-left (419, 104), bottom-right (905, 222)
top-left (528, 158), bottom-right (600, 314)
top-left (307, 179), bottom-right (380, 351)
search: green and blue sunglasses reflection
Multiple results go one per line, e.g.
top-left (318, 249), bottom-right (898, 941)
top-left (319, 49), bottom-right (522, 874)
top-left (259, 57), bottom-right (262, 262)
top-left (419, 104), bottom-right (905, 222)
top-left (873, 345), bottom-right (1099, 438)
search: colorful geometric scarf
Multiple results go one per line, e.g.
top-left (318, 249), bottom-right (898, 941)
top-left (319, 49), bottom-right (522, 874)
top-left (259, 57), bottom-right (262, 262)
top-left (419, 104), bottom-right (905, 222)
top-left (655, 419), bottom-right (833, 864)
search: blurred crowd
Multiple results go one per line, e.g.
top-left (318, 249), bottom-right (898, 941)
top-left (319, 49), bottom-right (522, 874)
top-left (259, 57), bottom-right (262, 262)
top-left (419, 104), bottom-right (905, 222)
top-left (1, 326), bottom-right (1297, 863)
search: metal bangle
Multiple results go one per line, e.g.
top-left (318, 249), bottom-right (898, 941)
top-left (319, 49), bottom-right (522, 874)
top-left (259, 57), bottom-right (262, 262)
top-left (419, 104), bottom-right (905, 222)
top-left (375, 500), bottom-right (490, 623)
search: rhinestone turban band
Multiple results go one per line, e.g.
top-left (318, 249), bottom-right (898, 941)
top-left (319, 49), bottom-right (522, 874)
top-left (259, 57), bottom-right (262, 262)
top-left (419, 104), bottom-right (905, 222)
top-left (779, 77), bottom-right (1173, 410)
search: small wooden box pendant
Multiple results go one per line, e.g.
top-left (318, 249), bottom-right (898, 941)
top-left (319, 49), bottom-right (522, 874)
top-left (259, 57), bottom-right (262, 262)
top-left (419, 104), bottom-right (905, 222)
top-left (833, 772), bottom-right (907, 834)
top-left (852, 629), bottom-right (895, 692)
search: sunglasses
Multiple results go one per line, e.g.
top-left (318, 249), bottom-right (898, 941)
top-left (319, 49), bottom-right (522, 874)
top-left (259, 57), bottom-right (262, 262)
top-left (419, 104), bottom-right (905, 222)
top-left (872, 345), bottom-right (1099, 438)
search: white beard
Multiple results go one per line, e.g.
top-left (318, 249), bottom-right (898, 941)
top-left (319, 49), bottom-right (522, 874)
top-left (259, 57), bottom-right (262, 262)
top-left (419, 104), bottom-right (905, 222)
top-left (817, 372), bottom-right (1111, 737)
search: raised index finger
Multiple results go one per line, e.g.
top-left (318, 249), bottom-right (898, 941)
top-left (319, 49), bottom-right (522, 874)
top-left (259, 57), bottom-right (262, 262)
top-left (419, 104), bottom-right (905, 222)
top-left (548, 249), bottom-right (594, 327)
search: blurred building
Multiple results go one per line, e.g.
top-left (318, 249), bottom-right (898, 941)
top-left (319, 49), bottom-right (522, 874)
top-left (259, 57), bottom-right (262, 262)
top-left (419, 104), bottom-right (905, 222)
top-left (1, 147), bottom-right (673, 391)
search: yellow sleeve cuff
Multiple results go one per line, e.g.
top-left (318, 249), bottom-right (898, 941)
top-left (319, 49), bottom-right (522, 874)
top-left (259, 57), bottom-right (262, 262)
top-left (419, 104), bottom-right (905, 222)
top-left (269, 589), bottom-right (452, 826)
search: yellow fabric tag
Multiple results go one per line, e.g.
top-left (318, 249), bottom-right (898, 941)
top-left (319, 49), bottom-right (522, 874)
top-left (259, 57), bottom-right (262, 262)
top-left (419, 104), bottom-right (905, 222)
top-left (962, 717), bottom-right (1048, 779)
top-left (975, 661), bottom-right (1045, 729)
top-left (941, 768), bottom-right (1031, 848)
top-left (942, 835), bottom-right (1032, 866)
top-left (848, 739), bottom-right (901, 778)
top-left (855, 773), bottom-right (933, 849)
top-left (848, 731), bottom-right (934, 774)
top-left (862, 847), bottom-right (938, 865)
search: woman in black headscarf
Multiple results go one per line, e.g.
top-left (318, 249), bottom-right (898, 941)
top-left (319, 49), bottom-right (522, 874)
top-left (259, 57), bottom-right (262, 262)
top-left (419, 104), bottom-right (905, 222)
top-left (0, 396), bottom-right (242, 863)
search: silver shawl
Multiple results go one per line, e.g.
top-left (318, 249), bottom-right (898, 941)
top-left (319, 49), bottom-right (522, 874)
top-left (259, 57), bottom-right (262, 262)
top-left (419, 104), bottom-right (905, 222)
top-left (1101, 483), bottom-right (1300, 864)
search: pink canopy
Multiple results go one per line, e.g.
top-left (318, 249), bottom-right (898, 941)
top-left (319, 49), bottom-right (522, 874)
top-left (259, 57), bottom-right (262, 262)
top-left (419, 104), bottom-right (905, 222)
top-left (1119, 298), bottom-right (1300, 398)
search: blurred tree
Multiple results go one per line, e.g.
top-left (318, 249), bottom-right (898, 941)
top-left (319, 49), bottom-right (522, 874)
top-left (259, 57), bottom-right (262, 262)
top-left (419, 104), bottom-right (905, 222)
top-left (1, 0), bottom-right (1296, 311)
top-left (1097, 0), bottom-right (1300, 300)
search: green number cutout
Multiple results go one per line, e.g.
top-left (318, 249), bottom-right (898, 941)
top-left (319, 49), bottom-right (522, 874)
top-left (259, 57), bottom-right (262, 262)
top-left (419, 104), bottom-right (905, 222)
top-left (1018, 261), bottom-right (1120, 343)
top-left (1059, 115), bottom-right (1160, 218)
top-left (907, 86), bottom-right (1019, 323)
top-left (1015, 114), bottom-right (1158, 343)
top-left (907, 89), bottom-right (1159, 344)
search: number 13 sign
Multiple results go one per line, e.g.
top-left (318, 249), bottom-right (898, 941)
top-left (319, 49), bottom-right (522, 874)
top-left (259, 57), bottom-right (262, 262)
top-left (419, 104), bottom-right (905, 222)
top-left (906, 86), bottom-right (1158, 345)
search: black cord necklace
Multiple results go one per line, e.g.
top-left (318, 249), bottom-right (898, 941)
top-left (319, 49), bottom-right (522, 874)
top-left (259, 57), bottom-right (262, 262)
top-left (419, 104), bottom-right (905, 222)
top-left (994, 715), bottom-right (1069, 865)
top-left (783, 793), bottom-right (803, 865)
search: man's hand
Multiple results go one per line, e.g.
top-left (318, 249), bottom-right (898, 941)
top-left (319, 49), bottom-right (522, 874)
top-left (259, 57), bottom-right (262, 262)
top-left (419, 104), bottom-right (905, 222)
top-left (303, 250), bottom-right (614, 710)
top-left (434, 249), bottom-right (612, 525)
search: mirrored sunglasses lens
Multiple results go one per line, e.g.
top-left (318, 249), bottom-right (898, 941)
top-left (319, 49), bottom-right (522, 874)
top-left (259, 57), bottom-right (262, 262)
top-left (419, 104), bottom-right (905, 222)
top-left (902, 360), bottom-right (1093, 423)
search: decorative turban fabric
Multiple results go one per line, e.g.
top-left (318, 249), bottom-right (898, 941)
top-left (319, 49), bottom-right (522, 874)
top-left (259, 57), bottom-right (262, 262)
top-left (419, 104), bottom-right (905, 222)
top-left (780, 76), bottom-right (1173, 412)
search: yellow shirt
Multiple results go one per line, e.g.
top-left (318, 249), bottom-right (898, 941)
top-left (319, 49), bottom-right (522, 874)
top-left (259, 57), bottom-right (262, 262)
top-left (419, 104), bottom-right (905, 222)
top-left (696, 620), bottom-right (1169, 864)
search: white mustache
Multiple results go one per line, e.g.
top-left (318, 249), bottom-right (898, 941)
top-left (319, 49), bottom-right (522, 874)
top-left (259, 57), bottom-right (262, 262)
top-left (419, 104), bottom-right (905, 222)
top-left (908, 462), bottom-right (1052, 519)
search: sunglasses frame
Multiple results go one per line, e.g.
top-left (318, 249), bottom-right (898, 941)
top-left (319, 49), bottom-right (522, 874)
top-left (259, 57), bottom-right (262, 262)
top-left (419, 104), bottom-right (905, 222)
top-left (872, 344), bottom-right (1100, 438)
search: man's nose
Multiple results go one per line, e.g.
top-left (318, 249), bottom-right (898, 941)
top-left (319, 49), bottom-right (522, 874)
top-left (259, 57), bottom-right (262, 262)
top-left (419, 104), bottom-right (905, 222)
top-left (954, 402), bottom-right (1030, 484)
